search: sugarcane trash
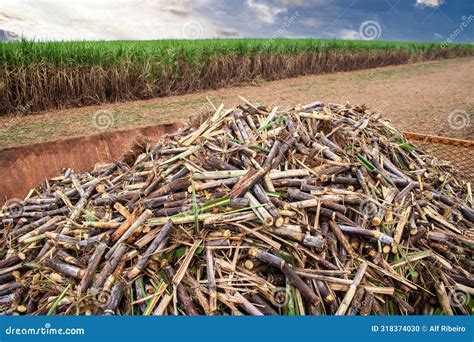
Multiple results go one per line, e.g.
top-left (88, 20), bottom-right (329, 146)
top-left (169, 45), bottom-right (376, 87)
top-left (0, 98), bottom-right (473, 316)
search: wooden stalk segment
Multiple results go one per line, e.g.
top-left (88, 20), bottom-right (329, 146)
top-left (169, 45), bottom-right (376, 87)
top-left (0, 98), bottom-right (472, 315)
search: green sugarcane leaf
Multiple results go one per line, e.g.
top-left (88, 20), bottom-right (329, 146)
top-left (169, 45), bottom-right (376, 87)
top-left (280, 250), bottom-right (293, 264)
top-left (36, 280), bottom-right (54, 285)
top-left (286, 285), bottom-right (296, 316)
top-left (266, 191), bottom-right (281, 197)
top-left (191, 181), bottom-right (199, 234)
top-left (228, 137), bottom-right (245, 144)
top-left (408, 267), bottom-right (418, 278)
top-left (130, 288), bottom-right (134, 316)
top-left (381, 173), bottom-right (395, 187)
top-left (174, 244), bottom-right (204, 260)
top-left (173, 247), bottom-right (187, 259)
top-left (398, 247), bottom-right (418, 278)
top-left (228, 138), bottom-right (269, 153)
top-left (358, 154), bottom-right (394, 187)
top-left (143, 285), bottom-right (160, 316)
top-left (47, 284), bottom-right (71, 315)
top-left (83, 213), bottom-right (96, 222)
top-left (258, 115), bottom-right (288, 132)
top-left (398, 142), bottom-right (416, 151)
top-left (357, 154), bottom-right (376, 172)
top-left (174, 196), bottom-right (229, 218)
top-left (196, 244), bottom-right (205, 255)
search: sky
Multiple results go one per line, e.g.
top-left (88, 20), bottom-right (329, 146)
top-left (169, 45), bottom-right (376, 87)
top-left (0, 0), bottom-right (473, 43)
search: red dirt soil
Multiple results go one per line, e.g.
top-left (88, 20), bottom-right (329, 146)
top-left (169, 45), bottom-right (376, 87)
top-left (1, 57), bottom-right (472, 150)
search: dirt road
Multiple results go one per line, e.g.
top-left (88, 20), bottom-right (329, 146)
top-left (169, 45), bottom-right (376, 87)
top-left (1, 57), bottom-right (473, 149)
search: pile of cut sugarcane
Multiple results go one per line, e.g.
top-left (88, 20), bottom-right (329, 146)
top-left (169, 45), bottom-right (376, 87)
top-left (1, 99), bottom-right (473, 316)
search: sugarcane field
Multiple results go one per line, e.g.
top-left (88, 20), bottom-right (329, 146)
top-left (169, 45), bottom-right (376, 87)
top-left (0, 1), bottom-right (473, 321)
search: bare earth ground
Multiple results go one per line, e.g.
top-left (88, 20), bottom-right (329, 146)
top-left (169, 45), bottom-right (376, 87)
top-left (0, 57), bottom-right (473, 149)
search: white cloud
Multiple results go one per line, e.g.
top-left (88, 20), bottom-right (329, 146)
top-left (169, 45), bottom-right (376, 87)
top-left (0, 0), bottom-right (236, 40)
top-left (415, 0), bottom-right (445, 8)
top-left (338, 29), bottom-right (360, 40)
top-left (275, 0), bottom-right (329, 6)
top-left (244, 0), bottom-right (286, 24)
top-left (303, 18), bottom-right (320, 27)
top-left (434, 32), bottom-right (444, 38)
